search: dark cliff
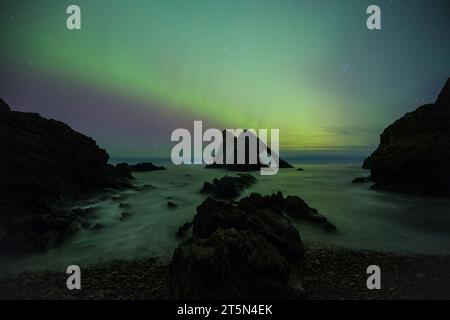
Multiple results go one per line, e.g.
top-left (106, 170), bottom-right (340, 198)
top-left (0, 99), bottom-right (131, 252)
top-left (363, 78), bottom-right (450, 196)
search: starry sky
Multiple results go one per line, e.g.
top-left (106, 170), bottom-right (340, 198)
top-left (0, 0), bottom-right (449, 158)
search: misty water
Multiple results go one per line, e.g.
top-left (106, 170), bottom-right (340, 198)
top-left (1, 161), bottom-right (450, 274)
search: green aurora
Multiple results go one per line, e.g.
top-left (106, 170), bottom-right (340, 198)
top-left (1, 0), bottom-right (449, 156)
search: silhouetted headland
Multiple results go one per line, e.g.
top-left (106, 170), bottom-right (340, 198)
top-left (0, 99), bottom-right (134, 253)
top-left (363, 78), bottom-right (450, 196)
top-left (205, 130), bottom-right (293, 171)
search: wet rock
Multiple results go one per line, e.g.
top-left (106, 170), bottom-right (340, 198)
top-left (177, 222), bottom-right (193, 236)
top-left (201, 174), bottom-right (256, 199)
top-left (169, 196), bottom-right (305, 299)
top-left (111, 194), bottom-right (132, 202)
top-left (167, 201), bottom-right (178, 209)
top-left (116, 162), bottom-right (166, 173)
top-left (118, 203), bottom-right (131, 209)
top-left (133, 184), bottom-right (155, 192)
top-left (120, 212), bottom-right (131, 221)
top-left (363, 78), bottom-right (450, 196)
top-left (81, 222), bottom-right (92, 229)
top-left (283, 195), bottom-right (337, 232)
top-left (92, 223), bottom-right (104, 230)
top-left (352, 177), bottom-right (370, 184)
top-left (236, 192), bottom-right (336, 232)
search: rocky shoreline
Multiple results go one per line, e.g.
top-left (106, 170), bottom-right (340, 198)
top-left (1, 243), bottom-right (448, 300)
top-left (0, 98), bottom-right (169, 253)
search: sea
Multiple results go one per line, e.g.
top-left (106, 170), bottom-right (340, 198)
top-left (1, 157), bottom-right (450, 274)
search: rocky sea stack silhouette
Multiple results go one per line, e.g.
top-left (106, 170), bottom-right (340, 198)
top-left (363, 78), bottom-right (450, 196)
top-left (0, 99), bottom-right (132, 252)
top-left (205, 130), bottom-right (293, 171)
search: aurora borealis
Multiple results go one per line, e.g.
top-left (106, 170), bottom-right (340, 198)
top-left (1, 0), bottom-right (449, 158)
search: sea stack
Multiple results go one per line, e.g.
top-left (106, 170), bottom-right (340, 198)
top-left (363, 78), bottom-right (450, 196)
top-left (205, 130), bottom-right (293, 171)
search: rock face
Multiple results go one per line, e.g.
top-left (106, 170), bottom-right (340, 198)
top-left (352, 177), bottom-right (370, 184)
top-left (200, 174), bottom-right (257, 199)
top-left (363, 78), bottom-right (450, 196)
top-left (116, 162), bottom-right (166, 173)
top-left (0, 99), bottom-right (131, 252)
top-left (169, 195), bottom-right (305, 299)
top-left (205, 130), bottom-right (293, 171)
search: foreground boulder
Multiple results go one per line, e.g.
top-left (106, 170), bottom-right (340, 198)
top-left (169, 196), bottom-right (305, 299)
top-left (200, 174), bottom-right (256, 199)
top-left (363, 78), bottom-right (450, 196)
top-left (0, 99), bottom-right (131, 252)
top-left (352, 177), bottom-right (370, 184)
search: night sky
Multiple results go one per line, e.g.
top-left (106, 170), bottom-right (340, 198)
top-left (1, 0), bottom-right (449, 158)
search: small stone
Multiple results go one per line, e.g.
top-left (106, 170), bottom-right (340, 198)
top-left (120, 212), bottom-right (131, 221)
top-left (167, 202), bottom-right (177, 209)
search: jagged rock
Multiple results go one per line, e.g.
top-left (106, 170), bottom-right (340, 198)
top-left (0, 99), bottom-right (11, 112)
top-left (118, 203), bottom-right (131, 209)
top-left (200, 174), bottom-right (256, 199)
top-left (283, 195), bottom-right (337, 231)
top-left (363, 78), bottom-right (450, 196)
top-left (169, 196), bottom-right (305, 299)
top-left (352, 177), bottom-right (370, 184)
top-left (119, 212), bottom-right (131, 221)
top-left (177, 222), bottom-right (193, 236)
top-left (81, 222), bottom-right (93, 229)
top-left (132, 184), bottom-right (155, 192)
top-left (92, 223), bottom-right (104, 230)
top-left (167, 201), bottom-right (177, 209)
top-left (116, 162), bottom-right (166, 173)
top-left (0, 99), bottom-right (131, 253)
top-left (239, 192), bottom-right (336, 232)
top-left (205, 130), bottom-right (293, 171)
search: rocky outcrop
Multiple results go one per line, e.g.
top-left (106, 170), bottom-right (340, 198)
top-left (363, 78), bottom-right (450, 196)
top-left (436, 78), bottom-right (450, 107)
top-left (200, 174), bottom-right (256, 199)
top-left (205, 130), bottom-right (293, 171)
top-left (231, 192), bottom-right (336, 231)
top-left (116, 162), bottom-right (166, 174)
top-left (0, 99), bottom-right (11, 113)
top-left (282, 194), bottom-right (337, 231)
top-left (169, 196), bottom-right (305, 299)
top-left (0, 99), bottom-right (132, 252)
top-left (352, 177), bottom-right (370, 184)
